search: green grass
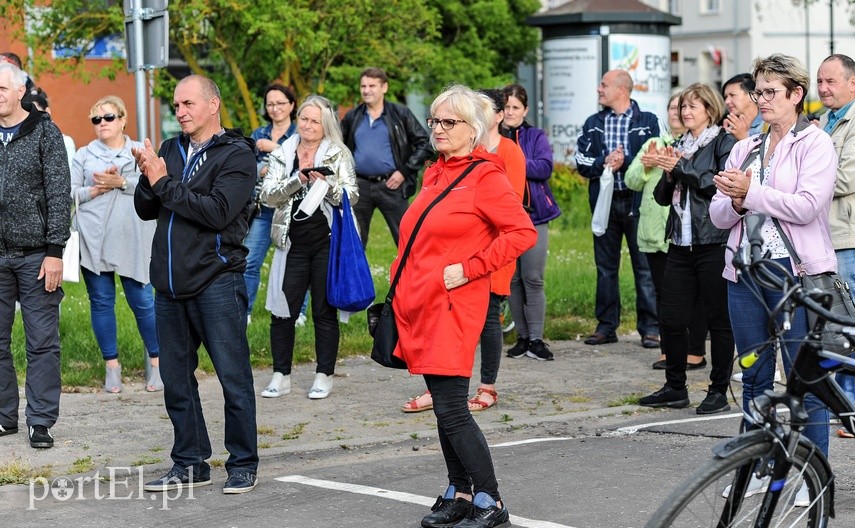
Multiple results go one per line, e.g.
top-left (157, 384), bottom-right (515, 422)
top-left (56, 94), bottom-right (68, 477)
top-left (11, 173), bottom-right (640, 387)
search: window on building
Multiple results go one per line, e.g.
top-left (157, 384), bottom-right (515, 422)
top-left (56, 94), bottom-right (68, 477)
top-left (671, 51), bottom-right (680, 88)
top-left (669, 0), bottom-right (681, 15)
top-left (699, 0), bottom-right (720, 14)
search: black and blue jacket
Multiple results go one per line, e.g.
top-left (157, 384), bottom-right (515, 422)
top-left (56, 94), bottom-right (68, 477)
top-left (134, 129), bottom-right (256, 299)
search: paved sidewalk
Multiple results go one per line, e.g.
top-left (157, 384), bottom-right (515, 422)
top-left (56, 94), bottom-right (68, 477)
top-left (0, 334), bottom-right (737, 481)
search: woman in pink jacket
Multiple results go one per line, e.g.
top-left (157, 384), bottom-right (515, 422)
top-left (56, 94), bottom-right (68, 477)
top-left (392, 85), bottom-right (536, 528)
top-left (710, 55), bottom-right (838, 502)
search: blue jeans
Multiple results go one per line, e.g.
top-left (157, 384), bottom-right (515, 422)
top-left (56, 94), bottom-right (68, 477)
top-left (424, 375), bottom-right (501, 502)
top-left (243, 205), bottom-right (274, 315)
top-left (81, 267), bottom-right (159, 361)
top-left (0, 252), bottom-right (63, 428)
top-left (728, 259), bottom-right (829, 456)
top-left (834, 248), bottom-right (855, 403)
top-left (591, 193), bottom-right (658, 337)
top-left (155, 272), bottom-right (258, 474)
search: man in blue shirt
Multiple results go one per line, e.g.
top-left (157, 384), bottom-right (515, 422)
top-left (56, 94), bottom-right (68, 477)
top-left (817, 53), bottom-right (855, 420)
top-left (722, 73), bottom-right (764, 140)
top-left (341, 68), bottom-right (432, 247)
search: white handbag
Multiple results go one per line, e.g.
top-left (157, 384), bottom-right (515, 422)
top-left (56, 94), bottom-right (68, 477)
top-left (62, 193), bottom-right (80, 283)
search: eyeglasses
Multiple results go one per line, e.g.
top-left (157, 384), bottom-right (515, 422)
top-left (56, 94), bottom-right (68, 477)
top-left (426, 118), bottom-right (467, 131)
top-left (749, 88), bottom-right (787, 103)
top-left (265, 102), bottom-right (290, 110)
top-left (91, 114), bottom-right (119, 125)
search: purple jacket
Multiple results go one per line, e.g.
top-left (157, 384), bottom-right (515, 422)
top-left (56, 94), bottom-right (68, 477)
top-left (506, 123), bottom-right (562, 225)
top-left (710, 118), bottom-right (838, 282)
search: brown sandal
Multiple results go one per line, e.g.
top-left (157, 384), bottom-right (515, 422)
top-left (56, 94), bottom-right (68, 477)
top-left (468, 388), bottom-right (498, 412)
top-left (402, 390), bottom-right (433, 413)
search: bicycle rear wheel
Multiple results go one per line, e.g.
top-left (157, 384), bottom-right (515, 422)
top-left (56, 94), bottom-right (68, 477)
top-left (645, 440), bottom-right (831, 528)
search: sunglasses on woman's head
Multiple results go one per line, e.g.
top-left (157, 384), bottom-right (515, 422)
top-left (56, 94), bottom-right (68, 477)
top-left (91, 114), bottom-right (119, 125)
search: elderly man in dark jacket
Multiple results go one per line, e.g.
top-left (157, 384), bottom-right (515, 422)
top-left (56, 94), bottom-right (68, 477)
top-left (0, 62), bottom-right (71, 449)
top-left (134, 75), bottom-right (259, 495)
top-left (575, 69), bottom-right (660, 349)
top-left (340, 67), bottom-right (432, 247)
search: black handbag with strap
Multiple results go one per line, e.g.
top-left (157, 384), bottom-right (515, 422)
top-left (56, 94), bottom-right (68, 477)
top-left (368, 160), bottom-right (486, 369)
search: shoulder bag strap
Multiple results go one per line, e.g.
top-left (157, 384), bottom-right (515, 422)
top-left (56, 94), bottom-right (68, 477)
top-left (386, 159), bottom-right (486, 301)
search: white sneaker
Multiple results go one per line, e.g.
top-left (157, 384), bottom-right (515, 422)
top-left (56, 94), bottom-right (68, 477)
top-left (731, 370), bottom-right (782, 383)
top-left (308, 373), bottom-right (333, 399)
top-left (260, 372), bottom-right (291, 398)
top-left (722, 474), bottom-right (770, 498)
top-left (794, 481), bottom-right (811, 508)
top-left (295, 313), bottom-right (307, 327)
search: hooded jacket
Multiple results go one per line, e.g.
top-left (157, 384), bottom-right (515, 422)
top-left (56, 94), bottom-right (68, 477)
top-left (391, 147), bottom-right (537, 376)
top-left (502, 122), bottom-right (561, 225)
top-left (134, 129), bottom-right (256, 299)
top-left (341, 100), bottom-right (432, 198)
top-left (0, 110), bottom-right (71, 258)
top-left (710, 118), bottom-right (838, 282)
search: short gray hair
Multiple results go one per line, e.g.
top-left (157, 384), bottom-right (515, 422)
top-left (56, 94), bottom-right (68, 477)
top-left (429, 84), bottom-right (494, 149)
top-left (0, 63), bottom-right (27, 89)
top-left (178, 74), bottom-right (221, 101)
top-left (753, 54), bottom-right (810, 112)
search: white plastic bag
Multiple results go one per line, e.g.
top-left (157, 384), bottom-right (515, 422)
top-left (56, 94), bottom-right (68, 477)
top-left (591, 166), bottom-right (614, 236)
top-left (62, 193), bottom-right (80, 282)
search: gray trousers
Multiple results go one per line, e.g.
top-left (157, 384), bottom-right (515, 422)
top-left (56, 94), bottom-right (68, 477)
top-left (0, 252), bottom-right (63, 428)
top-left (509, 222), bottom-right (549, 341)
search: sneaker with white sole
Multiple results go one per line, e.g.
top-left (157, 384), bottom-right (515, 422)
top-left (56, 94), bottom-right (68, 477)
top-left (260, 372), bottom-right (291, 398)
top-left (722, 474), bottom-right (770, 498)
top-left (308, 372), bottom-right (333, 399)
top-left (794, 480), bottom-right (811, 507)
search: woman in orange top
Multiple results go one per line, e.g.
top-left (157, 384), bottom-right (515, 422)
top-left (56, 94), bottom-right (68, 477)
top-left (393, 85), bottom-right (535, 528)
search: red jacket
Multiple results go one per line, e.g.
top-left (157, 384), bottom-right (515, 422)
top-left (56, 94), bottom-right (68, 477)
top-left (391, 147), bottom-right (537, 376)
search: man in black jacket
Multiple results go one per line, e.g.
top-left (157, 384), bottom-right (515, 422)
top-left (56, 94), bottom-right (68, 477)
top-left (341, 67), bottom-right (432, 247)
top-left (0, 62), bottom-right (70, 450)
top-left (133, 75), bottom-right (258, 495)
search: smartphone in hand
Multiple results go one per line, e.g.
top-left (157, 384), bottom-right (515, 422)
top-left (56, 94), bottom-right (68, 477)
top-left (300, 166), bottom-right (334, 176)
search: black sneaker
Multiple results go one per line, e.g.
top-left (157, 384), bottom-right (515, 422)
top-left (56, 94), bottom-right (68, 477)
top-left (454, 492), bottom-right (509, 528)
top-left (143, 466), bottom-right (212, 492)
top-left (696, 391), bottom-right (731, 415)
top-left (638, 385), bottom-right (690, 408)
top-left (422, 485), bottom-right (472, 528)
top-left (223, 470), bottom-right (258, 494)
top-left (505, 338), bottom-right (529, 359)
top-left (0, 424), bottom-right (18, 437)
top-left (28, 425), bottom-right (53, 448)
top-left (525, 339), bottom-right (554, 361)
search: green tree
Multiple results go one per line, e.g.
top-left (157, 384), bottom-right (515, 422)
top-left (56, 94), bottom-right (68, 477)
top-left (3, 0), bottom-right (540, 131)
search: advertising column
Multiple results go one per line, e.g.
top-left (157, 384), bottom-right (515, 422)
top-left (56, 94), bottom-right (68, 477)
top-left (542, 36), bottom-right (600, 165)
top-left (608, 34), bottom-right (671, 123)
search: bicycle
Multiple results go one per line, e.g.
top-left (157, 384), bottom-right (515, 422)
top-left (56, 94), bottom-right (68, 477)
top-left (645, 214), bottom-right (855, 528)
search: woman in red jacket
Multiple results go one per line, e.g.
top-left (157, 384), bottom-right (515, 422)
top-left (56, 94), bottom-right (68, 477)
top-left (392, 85), bottom-right (536, 528)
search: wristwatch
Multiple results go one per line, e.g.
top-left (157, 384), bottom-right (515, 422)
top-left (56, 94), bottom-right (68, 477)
top-left (120, 179), bottom-right (128, 191)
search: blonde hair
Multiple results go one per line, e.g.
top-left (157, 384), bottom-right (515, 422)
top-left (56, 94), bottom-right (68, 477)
top-left (429, 84), bottom-right (494, 149)
top-left (90, 95), bottom-right (127, 119)
top-left (753, 54), bottom-right (810, 113)
top-left (678, 83), bottom-right (726, 127)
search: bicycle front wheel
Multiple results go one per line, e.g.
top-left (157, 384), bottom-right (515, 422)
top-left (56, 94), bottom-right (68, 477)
top-left (645, 440), bottom-right (831, 528)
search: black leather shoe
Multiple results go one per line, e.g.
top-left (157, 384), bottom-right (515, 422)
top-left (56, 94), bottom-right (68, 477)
top-left (639, 385), bottom-right (690, 408)
top-left (454, 492), bottom-right (510, 528)
top-left (422, 496), bottom-right (471, 528)
top-left (583, 332), bottom-right (618, 345)
top-left (686, 357), bottom-right (708, 370)
top-left (641, 335), bottom-right (660, 349)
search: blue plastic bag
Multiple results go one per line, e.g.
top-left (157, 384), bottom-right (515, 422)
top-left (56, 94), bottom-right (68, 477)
top-left (327, 192), bottom-right (375, 311)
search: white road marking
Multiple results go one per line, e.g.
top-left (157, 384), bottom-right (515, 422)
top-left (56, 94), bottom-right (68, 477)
top-left (276, 475), bottom-right (576, 528)
top-left (491, 437), bottom-right (572, 447)
top-left (612, 412), bottom-right (744, 435)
